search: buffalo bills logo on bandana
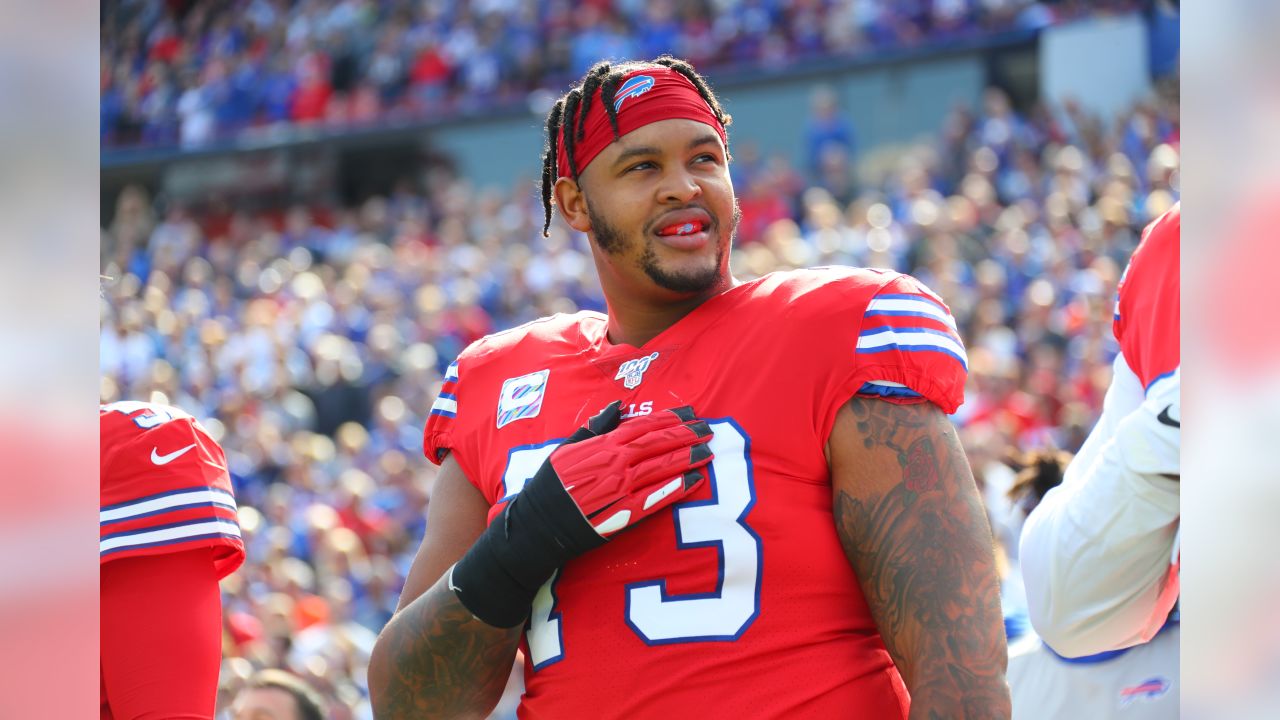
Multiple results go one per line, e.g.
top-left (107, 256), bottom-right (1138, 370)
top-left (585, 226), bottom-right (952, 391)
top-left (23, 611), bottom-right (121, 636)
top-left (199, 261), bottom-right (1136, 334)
top-left (613, 75), bottom-right (656, 111)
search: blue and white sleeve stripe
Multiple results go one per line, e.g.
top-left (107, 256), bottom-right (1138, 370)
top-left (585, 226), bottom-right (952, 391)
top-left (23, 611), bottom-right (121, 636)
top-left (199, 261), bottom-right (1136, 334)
top-left (856, 326), bottom-right (968, 370)
top-left (858, 380), bottom-right (924, 400)
top-left (431, 361), bottom-right (461, 418)
top-left (864, 294), bottom-right (958, 332)
top-left (100, 486), bottom-right (238, 527)
top-left (100, 517), bottom-right (243, 557)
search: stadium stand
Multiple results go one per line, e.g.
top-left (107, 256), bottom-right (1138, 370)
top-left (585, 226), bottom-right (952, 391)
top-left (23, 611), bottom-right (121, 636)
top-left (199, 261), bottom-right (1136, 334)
top-left (100, 0), bottom-right (1136, 149)
top-left (100, 2), bottom-right (1176, 716)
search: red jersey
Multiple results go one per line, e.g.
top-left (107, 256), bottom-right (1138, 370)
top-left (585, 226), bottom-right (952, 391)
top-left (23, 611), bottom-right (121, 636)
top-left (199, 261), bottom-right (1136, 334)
top-left (424, 268), bottom-right (967, 719)
top-left (99, 401), bottom-right (244, 577)
top-left (1114, 203), bottom-right (1180, 391)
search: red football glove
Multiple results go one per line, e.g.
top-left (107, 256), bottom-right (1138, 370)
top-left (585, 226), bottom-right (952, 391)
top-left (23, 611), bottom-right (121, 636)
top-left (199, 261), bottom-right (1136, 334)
top-left (550, 401), bottom-right (713, 536)
top-left (449, 400), bottom-right (713, 627)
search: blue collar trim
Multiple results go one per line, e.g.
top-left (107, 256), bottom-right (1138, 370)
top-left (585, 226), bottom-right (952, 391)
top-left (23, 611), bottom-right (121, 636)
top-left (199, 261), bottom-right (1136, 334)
top-left (1044, 612), bottom-right (1179, 665)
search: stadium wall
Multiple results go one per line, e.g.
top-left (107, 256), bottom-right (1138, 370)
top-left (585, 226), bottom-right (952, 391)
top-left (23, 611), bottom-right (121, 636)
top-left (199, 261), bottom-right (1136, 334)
top-left (423, 51), bottom-right (993, 190)
top-left (1040, 14), bottom-right (1154, 120)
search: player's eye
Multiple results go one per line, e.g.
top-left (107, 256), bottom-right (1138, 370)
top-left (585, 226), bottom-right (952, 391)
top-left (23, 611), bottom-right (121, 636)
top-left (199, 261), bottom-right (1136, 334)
top-left (625, 161), bottom-right (656, 173)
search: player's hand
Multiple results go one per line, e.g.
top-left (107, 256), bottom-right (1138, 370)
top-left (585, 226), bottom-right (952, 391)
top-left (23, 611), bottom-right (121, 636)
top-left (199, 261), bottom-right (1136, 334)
top-left (544, 400), bottom-right (713, 536)
top-left (448, 401), bottom-right (715, 628)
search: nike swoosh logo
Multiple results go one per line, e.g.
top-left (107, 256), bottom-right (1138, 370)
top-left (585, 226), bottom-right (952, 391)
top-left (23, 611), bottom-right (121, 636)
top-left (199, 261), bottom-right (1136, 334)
top-left (1157, 406), bottom-right (1180, 428)
top-left (151, 443), bottom-right (197, 465)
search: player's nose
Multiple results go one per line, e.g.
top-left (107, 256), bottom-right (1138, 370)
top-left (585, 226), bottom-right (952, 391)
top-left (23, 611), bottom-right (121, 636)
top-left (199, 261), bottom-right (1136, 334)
top-left (657, 166), bottom-right (703, 205)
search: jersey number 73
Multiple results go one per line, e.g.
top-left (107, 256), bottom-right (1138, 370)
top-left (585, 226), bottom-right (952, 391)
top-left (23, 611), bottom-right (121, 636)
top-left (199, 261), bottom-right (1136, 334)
top-left (501, 419), bottom-right (762, 668)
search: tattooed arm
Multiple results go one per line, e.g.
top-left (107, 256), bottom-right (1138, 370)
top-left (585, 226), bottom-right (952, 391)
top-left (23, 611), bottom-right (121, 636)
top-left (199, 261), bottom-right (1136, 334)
top-left (828, 397), bottom-right (1010, 719)
top-left (368, 454), bottom-right (522, 720)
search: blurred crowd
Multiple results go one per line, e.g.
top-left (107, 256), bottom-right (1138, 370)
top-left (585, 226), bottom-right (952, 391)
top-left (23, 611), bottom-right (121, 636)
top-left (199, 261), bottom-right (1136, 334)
top-left (100, 54), bottom-right (1177, 716)
top-left (99, 0), bottom-right (1142, 148)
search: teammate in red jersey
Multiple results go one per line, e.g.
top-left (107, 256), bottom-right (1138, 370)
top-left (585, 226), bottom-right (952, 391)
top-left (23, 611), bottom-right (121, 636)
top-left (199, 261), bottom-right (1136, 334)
top-left (1019, 204), bottom-right (1181, 657)
top-left (370, 56), bottom-right (1009, 719)
top-left (100, 401), bottom-right (245, 719)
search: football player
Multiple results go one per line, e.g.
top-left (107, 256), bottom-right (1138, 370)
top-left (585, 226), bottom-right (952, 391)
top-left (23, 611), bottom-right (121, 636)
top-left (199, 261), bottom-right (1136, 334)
top-left (100, 401), bottom-right (245, 719)
top-left (370, 57), bottom-right (1009, 719)
top-left (1019, 204), bottom-right (1180, 657)
top-left (1004, 451), bottom-right (1178, 719)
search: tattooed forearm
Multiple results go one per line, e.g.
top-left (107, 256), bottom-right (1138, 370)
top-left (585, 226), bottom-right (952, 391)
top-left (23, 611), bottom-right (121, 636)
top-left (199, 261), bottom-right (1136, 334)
top-left (369, 573), bottom-right (522, 720)
top-left (832, 398), bottom-right (1010, 720)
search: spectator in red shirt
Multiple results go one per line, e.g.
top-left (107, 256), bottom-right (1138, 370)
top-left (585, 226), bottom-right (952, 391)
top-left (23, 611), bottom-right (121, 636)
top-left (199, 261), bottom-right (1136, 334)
top-left (290, 54), bottom-right (331, 123)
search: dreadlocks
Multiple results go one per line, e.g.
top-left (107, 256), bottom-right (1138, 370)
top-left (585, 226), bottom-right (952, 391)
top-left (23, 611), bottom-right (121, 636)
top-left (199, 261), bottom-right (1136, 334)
top-left (539, 55), bottom-right (733, 237)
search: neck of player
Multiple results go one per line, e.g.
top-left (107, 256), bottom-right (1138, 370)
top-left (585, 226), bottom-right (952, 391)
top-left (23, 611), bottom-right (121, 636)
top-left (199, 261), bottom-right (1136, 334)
top-left (599, 271), bottom-right (736, 348)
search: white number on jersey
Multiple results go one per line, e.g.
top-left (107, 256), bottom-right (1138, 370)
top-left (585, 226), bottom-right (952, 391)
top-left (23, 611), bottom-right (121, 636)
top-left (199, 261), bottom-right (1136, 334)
top-left (527, 569), bottom-right (565, 669)
top-left (624, 419), bottom-right (761, 643)
top-left (511, 419), bottom-right (761, 667)
top-left (499, 440), bottom-right (559, 500)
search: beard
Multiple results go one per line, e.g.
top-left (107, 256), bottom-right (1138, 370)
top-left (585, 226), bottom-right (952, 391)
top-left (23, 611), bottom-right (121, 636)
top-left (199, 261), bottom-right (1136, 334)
top-left (586, 200), bottom-right (741, 294)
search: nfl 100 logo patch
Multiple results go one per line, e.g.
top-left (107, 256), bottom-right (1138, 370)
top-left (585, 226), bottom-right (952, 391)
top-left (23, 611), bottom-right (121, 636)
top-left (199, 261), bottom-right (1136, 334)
top-left (497, 369), bottom-right (550, 429)
top-left (615, 352), bottom-right (659, 390)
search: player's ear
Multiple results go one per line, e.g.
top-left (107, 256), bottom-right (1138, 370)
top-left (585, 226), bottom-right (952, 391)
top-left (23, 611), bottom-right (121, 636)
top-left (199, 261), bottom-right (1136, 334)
top-left (553, 177), bottom-right (592, 234)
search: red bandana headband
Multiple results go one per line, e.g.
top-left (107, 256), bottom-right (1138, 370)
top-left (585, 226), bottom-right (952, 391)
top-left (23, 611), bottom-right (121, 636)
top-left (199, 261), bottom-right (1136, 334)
top-left (555, 66), bottom-right (728, 180)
